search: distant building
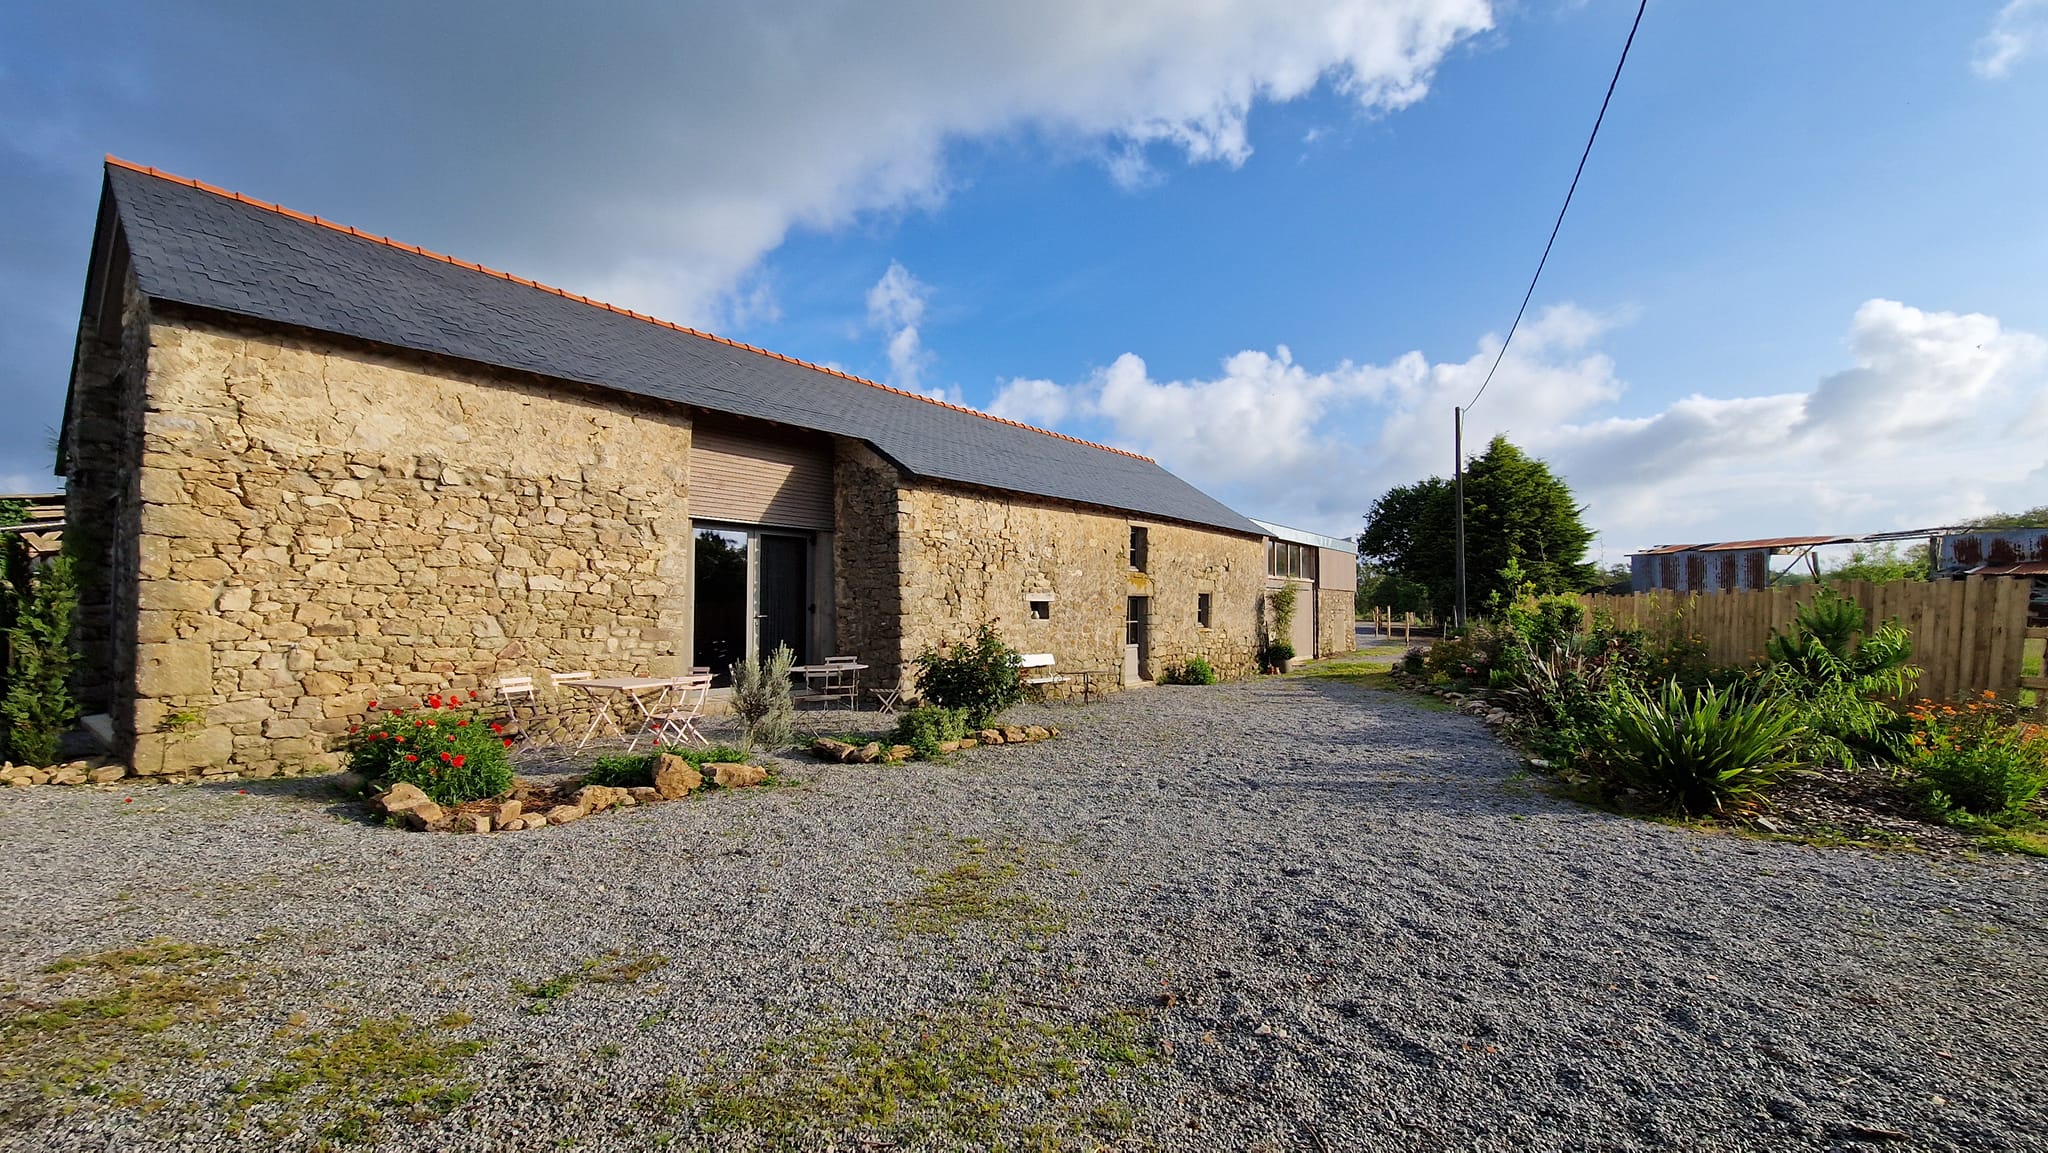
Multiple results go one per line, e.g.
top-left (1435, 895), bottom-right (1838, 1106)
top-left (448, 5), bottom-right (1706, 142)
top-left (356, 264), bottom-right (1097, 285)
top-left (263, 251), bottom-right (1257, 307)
top-left (1629, 537), bottom-right (1848, 593)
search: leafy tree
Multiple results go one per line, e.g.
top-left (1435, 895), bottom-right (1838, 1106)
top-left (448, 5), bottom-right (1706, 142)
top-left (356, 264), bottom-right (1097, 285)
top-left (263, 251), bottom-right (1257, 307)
top-left (1359, 435), bottom-right (1598, 616)
top-left (1, 544), bottom-right (78, 766)
top-left (1963, 505), bottom-right (2048, 530)
top-left (1824, 543), bottom-right (1927, 584)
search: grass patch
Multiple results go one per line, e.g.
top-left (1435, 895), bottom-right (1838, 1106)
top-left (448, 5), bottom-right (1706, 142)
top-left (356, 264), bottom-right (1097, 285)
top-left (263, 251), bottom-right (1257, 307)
top-left (514, 951), bottom-right (669, 1013)
top-left (229, 1014), bottom-right (483, 1145)
top-left (894, 838), bottom-right (1065, 939)
top-left (1977, 827), bottom-right (2048, 857)
top-left (585, 745), bottom-right (754, 788)
top-left (0, 938), bottom-right (237, 1122)
top-left (668, 1000), bottom-right (1161, 1148)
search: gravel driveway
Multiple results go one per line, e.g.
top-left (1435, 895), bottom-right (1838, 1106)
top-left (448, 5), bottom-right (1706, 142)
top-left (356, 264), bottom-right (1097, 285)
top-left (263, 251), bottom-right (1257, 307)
top-left (2, 676), bottom-right (2043, 1152)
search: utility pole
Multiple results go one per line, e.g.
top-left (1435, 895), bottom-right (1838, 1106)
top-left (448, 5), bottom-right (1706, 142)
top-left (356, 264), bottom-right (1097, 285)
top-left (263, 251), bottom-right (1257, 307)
top-left (1453, 406), bottom-right (1466, 630)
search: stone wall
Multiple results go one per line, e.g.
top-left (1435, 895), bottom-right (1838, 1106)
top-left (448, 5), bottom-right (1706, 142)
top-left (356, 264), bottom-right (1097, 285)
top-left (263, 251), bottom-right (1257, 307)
top-left (832, 441), bottom-right (906, 691)
top-left (117, 314), bottom-right (694, 777)
top-left (1316, 588), bottom-right (1355, 657)
top-left (895, 481), bottom-right (1263, 685)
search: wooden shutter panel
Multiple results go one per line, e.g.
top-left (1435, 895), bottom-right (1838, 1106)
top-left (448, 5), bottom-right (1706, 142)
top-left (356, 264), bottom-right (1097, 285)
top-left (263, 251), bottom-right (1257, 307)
top-left (688, 427), bottom-right (834, 530)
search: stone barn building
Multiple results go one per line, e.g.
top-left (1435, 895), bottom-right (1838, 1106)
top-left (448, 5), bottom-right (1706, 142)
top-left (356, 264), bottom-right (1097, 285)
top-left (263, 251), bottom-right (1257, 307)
top-left (59, 159), bottom-right (1341, 778)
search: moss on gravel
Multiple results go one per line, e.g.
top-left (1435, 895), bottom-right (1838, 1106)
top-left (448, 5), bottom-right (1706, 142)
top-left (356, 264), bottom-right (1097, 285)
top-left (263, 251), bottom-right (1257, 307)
top-left (666, 999), bottom-right (1162, 1148)
top-left (894, 837), bottom-right (1066, 939)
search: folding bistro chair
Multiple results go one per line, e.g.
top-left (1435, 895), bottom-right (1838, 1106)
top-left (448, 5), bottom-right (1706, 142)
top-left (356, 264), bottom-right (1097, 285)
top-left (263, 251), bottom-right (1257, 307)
top-left (642, 674), bottom-right (714, 748)
top-left (494, 675), bottom-right (540, 753)
top-left (817, 655), bottom-right (861, 710)
top-left (871, 671), bottom-right (914, 718)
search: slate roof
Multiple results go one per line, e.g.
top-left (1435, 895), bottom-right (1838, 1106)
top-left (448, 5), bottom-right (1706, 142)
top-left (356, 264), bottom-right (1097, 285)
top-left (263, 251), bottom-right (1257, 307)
top-left (101, 161), bottom-right (1262, 537)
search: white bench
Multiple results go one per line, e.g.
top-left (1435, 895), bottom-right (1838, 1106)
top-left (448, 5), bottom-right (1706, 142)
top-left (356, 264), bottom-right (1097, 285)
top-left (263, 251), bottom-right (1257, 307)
top-left (1018, 653), bottom-right (1069, 698)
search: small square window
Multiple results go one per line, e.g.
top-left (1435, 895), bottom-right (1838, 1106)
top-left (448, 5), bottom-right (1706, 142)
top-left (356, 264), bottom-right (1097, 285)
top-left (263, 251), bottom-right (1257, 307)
top-left (1028, 597), bottom-right (1052, 620)
top-left (1197, 592), bottom-right (1212, 628)
top-left (1129, 526), bottom-right (1149, 571)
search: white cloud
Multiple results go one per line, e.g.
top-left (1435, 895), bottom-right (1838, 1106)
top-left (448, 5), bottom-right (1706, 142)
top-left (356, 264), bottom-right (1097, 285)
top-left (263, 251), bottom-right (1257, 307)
top-left (866, 261), bottom-right (932, 392)
top-left (987, 378), bottom-right (1075, 426)
top-left (1004, 300), bottom-right (2048, 556)
top-left (1974, 0), bottom-right (2048, 77)
top-left (248, 0), bottom-right (1496, 325)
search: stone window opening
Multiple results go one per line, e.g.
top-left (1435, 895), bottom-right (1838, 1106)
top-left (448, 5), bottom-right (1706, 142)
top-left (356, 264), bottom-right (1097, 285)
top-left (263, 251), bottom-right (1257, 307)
top-left (1129, 525), bottom-right (1149, 572)
top-left (1028, 595), bottom-right (1052, 621)
top-left (1197, 592), bottom-right (1212, 629)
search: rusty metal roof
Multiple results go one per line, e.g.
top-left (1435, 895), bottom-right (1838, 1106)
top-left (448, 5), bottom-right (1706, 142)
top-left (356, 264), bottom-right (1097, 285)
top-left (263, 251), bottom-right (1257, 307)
top-left (1695, 536), bottom-right (1851, 552)
top-left (1968, 562), bottom-right (2048, 576)
top-left (1638, 543), bottom-right (1701, 555)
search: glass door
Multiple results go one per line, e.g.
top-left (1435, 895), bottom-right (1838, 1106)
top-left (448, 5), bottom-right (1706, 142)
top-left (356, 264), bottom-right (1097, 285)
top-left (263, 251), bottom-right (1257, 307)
top-left (694, 526), bottom-right (814, 685)
top-left (693, 529), bottom-right (749, 685)
top-left (756, 533), bottom-right (810, 666)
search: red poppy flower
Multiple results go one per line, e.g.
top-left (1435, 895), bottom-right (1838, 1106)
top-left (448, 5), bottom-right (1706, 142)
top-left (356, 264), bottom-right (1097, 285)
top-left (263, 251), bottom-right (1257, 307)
top-left (405, 754), bottom-right (418, 762)
top-left (468, 689), bottom-right (478, 699)
top-left (368, 700), bottom-right (378, 709)
top-left (439, 751), bottom-right (451, 762)
top-left (502, 738), bottom-right (514, 748)
top-left (451, 755), bottom-right (466, 768)
top-left (394, 735), bottom-right (405, 744)
top-left (457, 720), bottom-right (469, 727)
top-left (427, 694), bottom-right (442, 708)
top-left (490, 723), bottom-right (503, 733)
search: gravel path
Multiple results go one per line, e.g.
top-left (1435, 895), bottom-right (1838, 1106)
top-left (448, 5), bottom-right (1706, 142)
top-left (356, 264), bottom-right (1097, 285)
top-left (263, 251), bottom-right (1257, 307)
top-left (2, 677), bottom-right (2043, 1151)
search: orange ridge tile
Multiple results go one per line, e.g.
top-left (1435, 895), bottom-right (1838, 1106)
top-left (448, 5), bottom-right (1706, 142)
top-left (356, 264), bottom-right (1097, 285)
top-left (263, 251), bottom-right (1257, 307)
top-left (105, 155), bottom-right (1153, 463)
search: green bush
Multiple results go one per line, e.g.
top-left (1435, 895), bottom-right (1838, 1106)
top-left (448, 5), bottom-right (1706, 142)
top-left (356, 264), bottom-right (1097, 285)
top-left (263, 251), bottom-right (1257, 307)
top-left (584, 743), bottom-right (754, 788)
top-left (1162, 656), bottom-right (1218, 685)
top-left (730, 644), bottom-right (797, 750)
top-left (1904, 697), bottom-right (2048, 819)
top-left (891, 705), bottom-right (969, 759)
top-left (1756, 589), bottom-right (1916, 767)
top-left (347, 699), bottom-right (514, 805)
top-left (915, 623), bottom-right (1022, 730)
top-left (1257, 642), bottom-right (1295, 671)
top-left (0, 546), bottom-right (78, 767)
top-left (1400, 646), bottom-right (1427, 675)
top-left (1596, 681), bottom-right (1806, 816)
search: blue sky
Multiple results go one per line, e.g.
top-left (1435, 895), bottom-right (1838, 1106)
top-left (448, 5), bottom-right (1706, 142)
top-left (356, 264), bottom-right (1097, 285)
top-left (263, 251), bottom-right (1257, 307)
top-left (4, 1), bottom-right (2045, 557)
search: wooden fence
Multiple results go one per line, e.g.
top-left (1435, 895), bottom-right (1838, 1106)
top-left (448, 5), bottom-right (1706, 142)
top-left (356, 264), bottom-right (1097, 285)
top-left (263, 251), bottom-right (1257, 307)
top-left (1577, 578), bottom-right (2046, 706)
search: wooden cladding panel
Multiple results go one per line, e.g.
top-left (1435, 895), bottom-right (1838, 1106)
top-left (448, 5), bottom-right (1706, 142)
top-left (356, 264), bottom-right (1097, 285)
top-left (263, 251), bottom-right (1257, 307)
top-left (688, 426), bottom-right (833, 531)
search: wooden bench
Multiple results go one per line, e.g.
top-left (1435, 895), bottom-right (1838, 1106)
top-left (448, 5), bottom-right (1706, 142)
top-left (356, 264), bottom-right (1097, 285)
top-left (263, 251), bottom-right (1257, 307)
top-left (1017, 653), bottom-right (1069, 699)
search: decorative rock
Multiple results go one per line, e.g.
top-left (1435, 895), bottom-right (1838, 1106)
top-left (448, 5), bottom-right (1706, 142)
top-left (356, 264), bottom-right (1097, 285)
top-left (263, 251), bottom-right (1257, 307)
top-left (23, 769), bottom-right (50, 786)
top-left (812, 737), bottom-right (856, 762)
top-left (404, 801), bottom-right (446, 830)
top-left (937, 740), bottom-right (962, 754)
top-left (573, 784), bottom-right (622, 812)
top-left (50, 768), bottom-right (89, 786)
top-left (977, 729), bottom-right (1005, 745)
top-left (545, 804), bottom-right (585, 825)
top-left (958, 738), bottom-right (978, 749)
top-left (380, 781), bottom-right (433, 815)
top-left (522, 814), bottom-right (551, 830)
top-left (615, 791), bottom-right (637, 807)
top-left (851, 742), bottom-right (882, 765)
top-left (1001, 726), bottom-right (1030, 744)
top-left (469, 815), bottom-right (492, 834)
top-left (884, 744), bottom-right (915, 763)
top-left (1023, 725), bottom-right (1051, 741)
top-left (710, 762), bottom-right (767, 788)
top-left (653, 755), bottom-right (703, 799)
top-left (628, 786), bottom-right (662, 805)
top-left (494, 799), bottom-right (524, 826)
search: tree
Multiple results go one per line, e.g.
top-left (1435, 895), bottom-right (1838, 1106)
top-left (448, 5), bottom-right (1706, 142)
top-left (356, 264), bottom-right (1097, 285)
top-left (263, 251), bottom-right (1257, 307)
top-left (1359, 435), bottom-right (1598, 616)
top-left (1964, 506), bottom-right (2048, 530)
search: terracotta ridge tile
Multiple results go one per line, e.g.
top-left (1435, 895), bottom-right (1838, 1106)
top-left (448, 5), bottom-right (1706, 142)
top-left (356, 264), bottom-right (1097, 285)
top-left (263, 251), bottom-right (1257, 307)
top-left (104, 155), bottom-right (1155, 463)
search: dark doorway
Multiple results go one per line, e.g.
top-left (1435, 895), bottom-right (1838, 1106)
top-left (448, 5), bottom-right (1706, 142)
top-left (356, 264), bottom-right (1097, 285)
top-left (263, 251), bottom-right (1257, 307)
top-left (693, 529), bottom-right (748, 685)
top-left (1125, 595), bottom-right (1150, 683)
top-left (757, 534), bottom-right (810, 666)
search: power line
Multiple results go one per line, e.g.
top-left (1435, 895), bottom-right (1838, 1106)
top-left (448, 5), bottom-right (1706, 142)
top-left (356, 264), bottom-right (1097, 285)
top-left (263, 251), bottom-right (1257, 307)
top-left (1464, 0), bottom-right (1648, 415)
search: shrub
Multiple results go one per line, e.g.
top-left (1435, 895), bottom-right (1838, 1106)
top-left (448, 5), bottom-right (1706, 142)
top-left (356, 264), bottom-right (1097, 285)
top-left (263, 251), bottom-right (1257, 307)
top-left (585, 743), bottom-right (753, 788)
top-left (347, 697), bottom-right (514, 805)
top-left (1163, 656), bottom-right (1218, 685)
top-left (1493, 636), bottom-right (1628, 768)
top-left (1903, 696), bottom-right (2048, 819)
top-left (1400, 646), bottom-right (1427, 675)
top-left (730, 644), bottom-right (797, 750)
top-left (915, 623), bottom-right (1022, 730)
top-left (1756, 589), bottom-right (1916, 767)
top-left (1596, 680), bottom-right (1806, 816)
top-left (891, 705), bottom-right (969, 759)
top-left (1257, 642), bottom-right (1295, 671)
top-left (0, 546), bottom-right (78, 766)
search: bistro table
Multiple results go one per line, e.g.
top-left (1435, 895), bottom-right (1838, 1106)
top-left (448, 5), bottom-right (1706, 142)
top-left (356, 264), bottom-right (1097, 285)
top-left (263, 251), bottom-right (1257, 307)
top-left (1066, 669), bottom-right (1111, 705)
top-left (566, 676), bottom-right (697, 751)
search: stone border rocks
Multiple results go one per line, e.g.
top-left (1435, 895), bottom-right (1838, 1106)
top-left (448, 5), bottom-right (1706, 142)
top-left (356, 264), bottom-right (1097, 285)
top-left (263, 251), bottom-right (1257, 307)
top-left (809, 723), bottom-right (1060, 764)
top-left (2, 757), bottom-right (132, 788)
top-left (371, 752), bottom-right (769, 834)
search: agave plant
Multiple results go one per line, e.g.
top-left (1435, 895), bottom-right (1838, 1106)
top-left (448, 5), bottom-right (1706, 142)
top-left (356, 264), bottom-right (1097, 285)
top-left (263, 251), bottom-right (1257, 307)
top-left (1601, 680), bottom-right (1807, 816)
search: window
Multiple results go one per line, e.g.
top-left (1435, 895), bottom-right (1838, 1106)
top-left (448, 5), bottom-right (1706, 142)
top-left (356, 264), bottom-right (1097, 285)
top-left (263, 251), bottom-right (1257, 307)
top-left (1197, 592), bottom-right (1212, 628)
top-left (1266, 540), bottom-right (1316, 581)
top-left (1129, 526), bottom-right (1149, 571)
top-left (1028, 596), bottom-right (1052, 620)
